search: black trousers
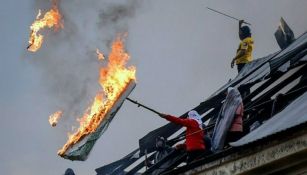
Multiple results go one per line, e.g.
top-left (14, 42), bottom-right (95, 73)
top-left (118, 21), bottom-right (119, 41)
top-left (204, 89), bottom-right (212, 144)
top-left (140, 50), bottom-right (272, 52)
top-left (225, 131), bottom-right (243, 145)
top-left (237, 63), bottom-right (251, 99)
top-left (237, 63), bottom-right (246, 73)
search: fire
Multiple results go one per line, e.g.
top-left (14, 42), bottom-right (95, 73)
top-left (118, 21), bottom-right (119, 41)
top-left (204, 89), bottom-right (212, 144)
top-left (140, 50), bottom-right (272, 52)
top-left (49, 111), bottom-right (63, 127)
top-left (58, 36), bottom-right (136, 156)
top-left (27, 0), bottom-right (63, 52)
top-left (96, 49), bottom-right (105, 60)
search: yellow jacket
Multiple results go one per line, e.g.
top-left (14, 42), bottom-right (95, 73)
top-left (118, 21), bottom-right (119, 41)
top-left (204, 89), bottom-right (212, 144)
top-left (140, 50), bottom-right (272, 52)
top-left (235, 37), bottom-right (254, 64)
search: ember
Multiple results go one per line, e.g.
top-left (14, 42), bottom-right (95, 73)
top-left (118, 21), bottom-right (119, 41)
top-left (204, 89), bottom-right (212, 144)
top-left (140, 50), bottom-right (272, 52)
top-left (96, 49), bottom-right (105, 61)
top-left (27, 0), bottom-right (63, 52)
top-left (49, 111), bottom-right (63, 127)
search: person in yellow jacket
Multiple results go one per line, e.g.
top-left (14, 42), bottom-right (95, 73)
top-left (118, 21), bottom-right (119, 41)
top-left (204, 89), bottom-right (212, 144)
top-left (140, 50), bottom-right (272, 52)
top-left (231, 20), bottom-right (254, 73)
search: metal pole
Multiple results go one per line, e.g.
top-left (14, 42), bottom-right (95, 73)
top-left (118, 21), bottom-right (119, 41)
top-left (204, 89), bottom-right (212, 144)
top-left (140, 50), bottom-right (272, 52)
top-left (126, 98), bottom-right (161, 115)
top-left (144, 149), bottom-right (148, 171)
top-left (207, 7), bottom-right (251, 26)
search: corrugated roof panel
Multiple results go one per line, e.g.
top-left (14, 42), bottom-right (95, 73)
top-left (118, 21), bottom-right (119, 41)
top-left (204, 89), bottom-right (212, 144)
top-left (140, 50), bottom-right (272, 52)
top-left (231, 91), bottom-right (307, 147)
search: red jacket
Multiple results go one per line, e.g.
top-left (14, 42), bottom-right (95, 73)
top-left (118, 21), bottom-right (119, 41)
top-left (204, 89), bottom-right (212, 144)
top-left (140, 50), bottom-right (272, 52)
top-left (165, 115), bottom-right (205, 151)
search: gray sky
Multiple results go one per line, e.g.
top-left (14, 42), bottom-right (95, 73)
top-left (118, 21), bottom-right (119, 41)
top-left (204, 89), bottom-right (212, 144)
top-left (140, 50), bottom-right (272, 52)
top-left (1, 0), bottom-right (307, 174)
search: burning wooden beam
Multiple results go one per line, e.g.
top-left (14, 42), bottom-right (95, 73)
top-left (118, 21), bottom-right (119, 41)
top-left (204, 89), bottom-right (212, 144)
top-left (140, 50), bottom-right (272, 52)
top-left (57, 36), bottom-right (135, 161)
top-left (60, 80), bottom-right (136, 161)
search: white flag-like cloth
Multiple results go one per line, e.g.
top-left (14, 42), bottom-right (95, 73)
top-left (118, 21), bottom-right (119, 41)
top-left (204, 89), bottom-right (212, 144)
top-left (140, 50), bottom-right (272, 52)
top-left (211, 87), bottom-right (242, 152)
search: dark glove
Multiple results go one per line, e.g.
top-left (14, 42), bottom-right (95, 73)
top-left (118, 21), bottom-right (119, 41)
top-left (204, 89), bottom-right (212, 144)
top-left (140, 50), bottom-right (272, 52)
top-left (231, 59), bottom-right (235, 68)
top-left (239, 19), bottom-right (244, 26)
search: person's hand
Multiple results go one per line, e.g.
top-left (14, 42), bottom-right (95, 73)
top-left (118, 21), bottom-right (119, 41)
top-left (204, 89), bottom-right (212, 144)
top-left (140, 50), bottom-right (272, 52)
top-left (159, 113), bottom-right (167, 118)
top-left (239, 20), bottom-right (245, 26)
top-left (145, 159), bottom-right (153, 167)
top-left (231, 59), bottom-right (235, 68)
top-left (175, 143), bottom-right (186, 150)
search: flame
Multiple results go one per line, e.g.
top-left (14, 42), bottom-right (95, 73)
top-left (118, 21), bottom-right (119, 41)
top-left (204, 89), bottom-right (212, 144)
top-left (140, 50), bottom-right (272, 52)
top-left (96, 49), bottom-right (105, 60)
top-left (27, 0), bottom-right (63, 52)
top-left (58, 36), bottom-right (136, 156)
top-left (49, 111), bottom-right (63, 127)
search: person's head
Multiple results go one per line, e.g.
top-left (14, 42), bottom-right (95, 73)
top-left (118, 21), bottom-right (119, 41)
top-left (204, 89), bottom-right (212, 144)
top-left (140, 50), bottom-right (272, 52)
top-left (64, 168), bottom-right (75, 175)
top-left (226, 87), bottom-right (242, 100)
top-left (226, 87), bottom-right (235, 96)
top-left (188, 110), bottom-right (203, 129)
top-left (156, 136), bottom-right (166, 151)
top-left (239, 26), bottom-right (251, 40)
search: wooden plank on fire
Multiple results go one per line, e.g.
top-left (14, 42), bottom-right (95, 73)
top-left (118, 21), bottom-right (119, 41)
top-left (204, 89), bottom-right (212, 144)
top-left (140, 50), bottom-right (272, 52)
top-left (60, 80), bottom-right (136, 161)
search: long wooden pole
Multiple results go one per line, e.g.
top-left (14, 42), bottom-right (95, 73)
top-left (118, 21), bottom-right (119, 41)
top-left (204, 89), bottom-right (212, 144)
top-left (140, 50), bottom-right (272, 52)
top-left (207, 7), bottom-right (251, 26)
top-left (126, 98), bottom-right (161, 115)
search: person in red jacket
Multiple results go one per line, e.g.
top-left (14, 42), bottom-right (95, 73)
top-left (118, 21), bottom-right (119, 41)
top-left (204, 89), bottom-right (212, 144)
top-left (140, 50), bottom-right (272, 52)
top-left (159, 110), bottom-right (205, 163)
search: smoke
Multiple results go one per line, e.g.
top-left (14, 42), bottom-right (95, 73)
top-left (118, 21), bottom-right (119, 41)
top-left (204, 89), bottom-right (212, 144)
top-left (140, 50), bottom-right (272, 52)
top-left (28, 0), bottom-right (143, 126)
top-left (97, 0), bottom-right (142, 46)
